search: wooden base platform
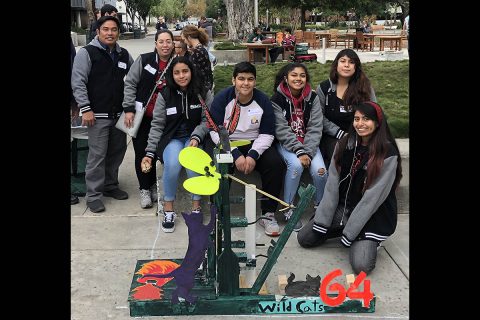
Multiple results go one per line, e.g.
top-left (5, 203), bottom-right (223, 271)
top-left (128, 259), bottom-right (375, 316)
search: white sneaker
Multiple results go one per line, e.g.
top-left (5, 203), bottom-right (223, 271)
top-left (259, 212), bottom-right (280, 236)
top-left (140, 189), bottom-right (152, 209)
top-left (150, 184), bottom-right (158, 203)
top-left (162, 211), bottom-right (177, 233)
top-left (284, 209), bottom-right (303, 232)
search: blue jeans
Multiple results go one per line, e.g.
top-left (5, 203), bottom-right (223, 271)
top-left (276, 143), bottom-right (327, 205)
top-left (162, 138), bottom-right (201, 201)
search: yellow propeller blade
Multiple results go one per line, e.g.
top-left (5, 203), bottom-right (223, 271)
top-left (230, 140), bottom-right (251, 148)
top-left (183, 176), bottom-right (220, 195)
top-left (179, 147), bottom-right (219, 179)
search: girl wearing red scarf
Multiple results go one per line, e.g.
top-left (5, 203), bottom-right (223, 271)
top-left (271, 63), bottom-right (328, 232)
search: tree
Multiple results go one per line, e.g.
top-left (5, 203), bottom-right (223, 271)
top-left (205, 0), bottom-right (225, 19)
top-left (185, 0), bottom-right (206, 17)
top-left (151, 0), bottom-right (185, 22)
top-left (225, 0), bottom-right (254, 40)
top-left (86, 0), bottom-right (94, 23)
top-left (264, 0), bottom-right (328, 30)
top-left (137, 0), bottom-right (160, 31)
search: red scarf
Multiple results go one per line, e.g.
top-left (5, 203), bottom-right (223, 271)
top-left (280, 82), bottom-right (311, 143)
top-left (145, 59), bottom-right (168, 118)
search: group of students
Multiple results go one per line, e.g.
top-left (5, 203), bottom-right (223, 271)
top-left (71, 16), bottom-right (402, 275)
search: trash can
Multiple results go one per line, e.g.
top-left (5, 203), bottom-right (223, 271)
top-left (133, 28), bottom-right (141, 39)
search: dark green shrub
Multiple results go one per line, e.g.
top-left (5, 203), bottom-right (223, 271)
top-left (214, 42), bottom-right (246, 50)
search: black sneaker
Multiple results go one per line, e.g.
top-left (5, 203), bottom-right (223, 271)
top-left (71, 194), bottom-right (79, 205)
top-left (103, 188), bottom-right (129, 200)
top-left (162, 211), bottom-right (177, 233)
top-left (87, 199), bottom-right (105, 213)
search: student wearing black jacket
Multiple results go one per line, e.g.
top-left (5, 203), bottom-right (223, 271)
top-left (298, 101), bottom-right (402, 275)
top-left (141, 57), bottom-right (213, 233)
top-left (122, 30), bottom-right (176, 209)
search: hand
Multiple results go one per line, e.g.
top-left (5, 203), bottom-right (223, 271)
top-left (81, 111), bottom-right (95, 127)
top-left (124, 112), bottom-right (135, 128)
top-left (298, 155), bottom-right (311, 168)
top-left (244, 156), bottom-right (256, 174)
top-left (234, 155), bottom-right (246, 172)
top-left (141, 157), bottom-right (152, 173)
top-left (189, 139), bottom-right (199, 147)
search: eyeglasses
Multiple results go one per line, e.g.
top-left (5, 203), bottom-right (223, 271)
top-left (157, 40), bottom-right (173, 45)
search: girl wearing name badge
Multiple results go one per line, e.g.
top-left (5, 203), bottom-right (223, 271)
top-left (141, 56), bottom-right (213, 233)
top-left (271, 62), bottom-right (328, 232)
top-left (316, 49), bottom-right (376, 169)
top-left (297, 101), bottom-right (402, 275)
top-left (122, 30), bottom-right (175, 209)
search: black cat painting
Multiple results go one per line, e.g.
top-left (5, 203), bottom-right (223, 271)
top-left (142, 204), bottom-right (217, 304)
top-left (284, 273), bottom-right (321, 297)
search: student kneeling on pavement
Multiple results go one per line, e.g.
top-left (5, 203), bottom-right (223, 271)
top-left (297, 101), bottom-right (402, 275)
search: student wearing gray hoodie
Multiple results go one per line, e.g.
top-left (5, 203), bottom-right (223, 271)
top-left (298, 101), bottom-right (402, 275)
top-left (271, 63), bottom-right (328, 232)
top-left (141, 56), bottom-right (212, 233)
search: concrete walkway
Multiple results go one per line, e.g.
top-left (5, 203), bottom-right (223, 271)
top-left (71, 37), bottom-right (409, 319)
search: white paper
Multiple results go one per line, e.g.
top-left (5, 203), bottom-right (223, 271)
top-left (135, 101), bottom-right (143, 112)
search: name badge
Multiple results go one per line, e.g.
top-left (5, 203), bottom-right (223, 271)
top-left (339, 105), bottom-right (347, 113)
top-left (190, 104), bottom-right (202, 109)
top-left (118, 61), bottom-right (127, 69)
top-left (248, 108), bottom-right (262, 116)
top-left (166, 107), bottom-right (177, 115)
top-left (144, 64), bottom-right (156, 75)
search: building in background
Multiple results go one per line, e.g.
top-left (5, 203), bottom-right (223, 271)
top-left (71, 0), bottom-right (124, 29)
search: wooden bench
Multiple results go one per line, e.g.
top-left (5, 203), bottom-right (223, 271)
top-left (215, 32), bottom-right (227, 39)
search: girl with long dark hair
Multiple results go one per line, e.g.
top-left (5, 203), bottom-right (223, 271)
top-left (298, 101), bottom-right (402, 275)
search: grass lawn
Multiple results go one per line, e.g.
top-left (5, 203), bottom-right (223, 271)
top-left (213, 60), bottom-right (409, 138)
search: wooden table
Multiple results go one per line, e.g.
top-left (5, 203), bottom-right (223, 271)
top-left (243, 42), bottom-right (275, 64)
top-left (377, 35), bottom-right (402, 51)
top-left (315, 32), bottom-right (331, 47)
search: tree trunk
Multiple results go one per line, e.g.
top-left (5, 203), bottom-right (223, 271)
top-left (225, 0), bottom-right (253, 41)
top-left (300, 6), bottom-right (306, 31)
top-left (86, 0), bottom-right (94, 23)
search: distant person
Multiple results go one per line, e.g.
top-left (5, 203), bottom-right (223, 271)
top-left (181, 25), bottom-right (214, 90)
top-left (101, 4), bottom-right (118, 17)
top-left (361, 20), bottom-right (371, 33)
top-left (141, 56), bottom-right (213, 232)
top-left (271, 63), bottom-right (328, 231)
top-left (88, 9), bottom-right (101, 42)
top-left (198, 16), bottom-right (217, 66)
top-left (281, 27), bottom-right (296, 51)
top-left (298, 101), bottom-right (402, 275)
top-left (247, 27), bottom-right (284, 64)
top-left (122, 30), bottom-right (176, 209)
top-left (206, 62), bottom-right (286, 237)
top-left (156, 17), bottom-right (168, 31)
top-left (71, 16), bottom-right (134, 213)
top-left (174, 40), bottom-right (189, 58)
top-left (316, 48), bottom-right (376, 168)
